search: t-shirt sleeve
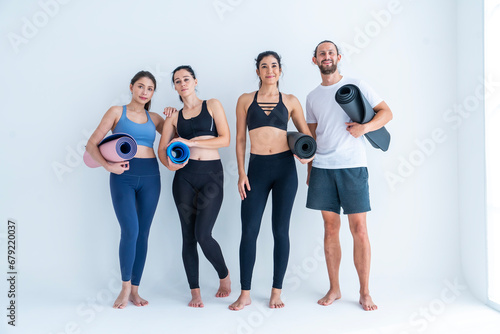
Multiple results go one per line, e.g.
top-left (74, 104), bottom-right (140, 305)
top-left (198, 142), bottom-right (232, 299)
top-left (359, 80), bottom-right (383, 108)
top-left (306, 95), bottom-right (317, 123)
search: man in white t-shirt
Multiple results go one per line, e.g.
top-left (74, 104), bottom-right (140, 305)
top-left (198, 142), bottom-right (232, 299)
top-left (306, 40), bottom-right (393, 311)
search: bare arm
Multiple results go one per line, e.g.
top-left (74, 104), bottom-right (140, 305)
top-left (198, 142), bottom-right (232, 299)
top-left (158, 114), bottom-right (186, 171)
top-left (306, 123), bottom-right (318, 186)
top-left (86, 106), bottom-right (129, 174)
top-left (288, 94), bottom-right (315, 164)
top-left (346, 101), bottom-right (393, 138)
top-left (236, 94), bottom-right (251, 200)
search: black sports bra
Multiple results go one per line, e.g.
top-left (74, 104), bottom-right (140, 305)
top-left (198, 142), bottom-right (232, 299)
top-left (177, 100), bottom-right (218, 140)
top-left (246, 91), bottom-right (289, 131)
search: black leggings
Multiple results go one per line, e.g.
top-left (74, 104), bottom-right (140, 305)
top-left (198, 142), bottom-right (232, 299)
top-left (240, 150), bottom-right (298, 290)
top-left (172, 159), bottom-right (228, 289)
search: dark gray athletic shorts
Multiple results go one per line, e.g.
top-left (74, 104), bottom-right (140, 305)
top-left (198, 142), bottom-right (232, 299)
top-left (306, 167), bottom-right (371, 214)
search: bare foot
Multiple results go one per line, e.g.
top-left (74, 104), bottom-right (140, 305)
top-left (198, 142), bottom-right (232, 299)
top-left (216, 272), bottom-right (231, 298)
top-left (189, 288), bottom-right (204, 308)
top-left (359, 294), bottom-right (377, 311)
top-left (229, 290), bottom-right (251, 311)
top-left (317, 289), bottom-right (342, 306)
top-left (269, 288), bottom-right (285, 309)
top-left (129, 285), bottom-right (148, 306)
top-left (113, 282), bottom-right (131, 309)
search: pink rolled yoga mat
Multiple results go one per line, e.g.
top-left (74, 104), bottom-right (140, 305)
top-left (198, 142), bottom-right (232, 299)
top-left (83, 133), bottom-right (137, 168)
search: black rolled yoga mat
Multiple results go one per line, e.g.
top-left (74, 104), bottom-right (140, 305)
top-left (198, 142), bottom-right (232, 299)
top-left (287, 132), bottom-right (317, 159)
top-left (335, 84), bottom-right (390, 152)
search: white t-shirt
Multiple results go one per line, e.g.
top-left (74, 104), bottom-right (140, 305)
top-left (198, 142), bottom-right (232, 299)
top-left (306, 76), bottom-right (383, 169)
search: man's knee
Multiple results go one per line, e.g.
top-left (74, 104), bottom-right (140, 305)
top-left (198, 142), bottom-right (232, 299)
top-left (323, 214), bottom-right (341, 236)
top-left (349, 220), bottom-right (368, 239)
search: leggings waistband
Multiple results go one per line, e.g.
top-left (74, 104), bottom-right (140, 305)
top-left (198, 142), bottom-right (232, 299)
top-left (122, 158), bottom-right (159, 176)
top-left (177, 159), bottom-right (222, 174)
top-left (249, 150), bottom-right (292, 162)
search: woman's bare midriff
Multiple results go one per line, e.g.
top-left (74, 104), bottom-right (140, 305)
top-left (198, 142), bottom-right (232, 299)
top-left (185, 135), bottom-right (221, 161)
top-left (134, 146), bottom-right (156, 158)
top-left (249, 127), bottom-right (289, 155)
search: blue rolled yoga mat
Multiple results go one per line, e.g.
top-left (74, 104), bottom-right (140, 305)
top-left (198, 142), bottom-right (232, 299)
top-left (335, 84), bottom-right (390, 152)
top-left (167, 142), bottom-right (190, 164)
top-left (287, 132), bottom-right (317, 159)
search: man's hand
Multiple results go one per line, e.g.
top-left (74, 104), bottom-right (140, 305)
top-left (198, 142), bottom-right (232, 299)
top-left (346, 122), bottom-right (368, 138)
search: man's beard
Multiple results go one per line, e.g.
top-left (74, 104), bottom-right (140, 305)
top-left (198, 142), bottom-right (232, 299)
top-left (319, 61), bottom-right (337, 75)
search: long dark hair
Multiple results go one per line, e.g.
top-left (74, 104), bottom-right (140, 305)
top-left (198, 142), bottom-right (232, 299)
top-left (255, 51), bottom-right (282, 88)
top-left (171, 65), bottom-right (197, 103)
top-left (130, 71), bottom-right (156, 111)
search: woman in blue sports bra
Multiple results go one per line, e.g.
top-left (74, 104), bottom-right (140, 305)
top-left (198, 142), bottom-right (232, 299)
top-left (86, 71), bottom-right (165, 309)
top-left (158, 65), bottom-right (231, 308)
top-left (229, 51), bottom-right (314, 311)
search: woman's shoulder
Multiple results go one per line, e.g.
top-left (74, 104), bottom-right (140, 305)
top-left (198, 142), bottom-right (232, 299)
top-left (104, 105), bottom-right (123, 118)
top-left (237, 91), bottom-right (257, 104)
top-left (206, 98), bottom-right (222, 108)
top-left (148, 111), bottom-right (164, 124)
top-left (280, 92), bottom-right (299, 103)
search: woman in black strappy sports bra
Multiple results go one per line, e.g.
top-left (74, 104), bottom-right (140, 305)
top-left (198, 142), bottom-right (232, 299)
top-left (158, 65), bottom-right (231, 308)
top-left (229, 51), bottom-right (314, 311)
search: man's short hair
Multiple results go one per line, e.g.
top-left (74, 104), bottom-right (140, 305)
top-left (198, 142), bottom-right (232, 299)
top-left (313, 40), bottom-right (339, 57)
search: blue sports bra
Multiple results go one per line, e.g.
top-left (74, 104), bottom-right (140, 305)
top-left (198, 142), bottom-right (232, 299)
top-left (177, 100), bottom-right (218, 140)
top-left (113, 106), bottom-right (156, 148)
top-left (247, 91), bottom-right (289, 131)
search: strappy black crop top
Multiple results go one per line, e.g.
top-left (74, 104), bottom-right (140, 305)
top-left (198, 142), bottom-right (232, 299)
top-left (177, 100), bottom-right (218, 140)
top-left (246, 91), bottom-right (289, 131)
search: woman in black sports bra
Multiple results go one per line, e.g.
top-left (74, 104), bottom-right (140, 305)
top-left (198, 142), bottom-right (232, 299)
top-left (158, 65), bottom-right (231, 308)
top-left (229, 51), bottom-right (314, 311)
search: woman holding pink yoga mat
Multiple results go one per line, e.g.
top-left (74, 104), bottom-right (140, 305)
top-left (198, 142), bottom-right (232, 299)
top-left (86, 71), bottom-right (164, 309)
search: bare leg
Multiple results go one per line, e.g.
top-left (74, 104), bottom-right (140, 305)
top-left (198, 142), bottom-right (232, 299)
top-left (318, 211), bottom-right (342, 306)
top-left (348, 212), bottom-right (377, 311)
top-left (129, 285), bottom-right (148, 306)
top-left (113, 281), bottom-right (131, 309)
top-left (228, 290), bottom-right (251, 311)
top-left (216, 271), bottom-right (231, 298)
top-left (188, 288), bottom-right (204, 308)
top-left (269, 288), bottom-right (285, 308)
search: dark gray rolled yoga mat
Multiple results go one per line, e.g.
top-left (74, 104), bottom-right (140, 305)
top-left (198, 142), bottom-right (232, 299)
top-left (287, 131), bottom-right (317, 159)
top-left (335, 84), bottom-right (390, 152)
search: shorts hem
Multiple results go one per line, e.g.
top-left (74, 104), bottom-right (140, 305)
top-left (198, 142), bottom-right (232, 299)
top-left (306, 203), bottom-right (341, 214)
top-left (343, 207), bottom-right (371, 215)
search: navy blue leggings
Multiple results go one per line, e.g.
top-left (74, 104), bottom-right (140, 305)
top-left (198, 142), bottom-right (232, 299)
top-left (172, 159), bottom-right (228, 289)
top-left (240, 150), bottom-right (298, 290)
top-left (110, 158), bottom-right (160, 286)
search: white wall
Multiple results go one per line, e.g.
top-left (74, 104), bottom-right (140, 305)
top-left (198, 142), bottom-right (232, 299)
top-left (0, 0), bottom-right (463, 302)
top-left (457, 0), bottom-right (488, 303)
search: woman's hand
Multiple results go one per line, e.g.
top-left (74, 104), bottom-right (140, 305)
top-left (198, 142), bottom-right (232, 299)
top-left (105, 161), bottom-right (130, 174)
top-left (294, 154), bottom-right (315, 165)
top-left (163, 107), bottom-right (178, 118)
top-left (165, 156), bottom-right (188, 171)
top-left (238, 174), bottom-right (251, 200)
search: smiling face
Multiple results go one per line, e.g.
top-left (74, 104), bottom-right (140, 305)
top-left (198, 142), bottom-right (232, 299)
top-left (130, 77), bottom-right (155, 105)
top-left (173, 69), bottom-right (197, 99)
top-left (313, 42), bottom-right (341, 75)
top-left (256, 55), bottom-right (282, 87)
